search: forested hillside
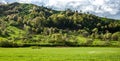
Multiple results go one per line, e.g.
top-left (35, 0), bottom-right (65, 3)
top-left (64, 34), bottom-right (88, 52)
top-left (0, 2), bottom-right (120, 47)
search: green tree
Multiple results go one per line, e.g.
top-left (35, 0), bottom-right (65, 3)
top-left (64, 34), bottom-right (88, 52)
top-left (112, 32), bottom-right (120, 41)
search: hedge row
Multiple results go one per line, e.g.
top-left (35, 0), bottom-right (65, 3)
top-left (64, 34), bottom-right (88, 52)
top-left (0, 41), bottom-right (120, 47)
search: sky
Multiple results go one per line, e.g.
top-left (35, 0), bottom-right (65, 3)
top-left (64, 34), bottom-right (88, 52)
top-left (0, 0), bottom-right (120, 19)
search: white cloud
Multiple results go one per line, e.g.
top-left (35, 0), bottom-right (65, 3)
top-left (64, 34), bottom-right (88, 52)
top-left (89, 0), bottom-right (106, 5)
top-left (18, 0), bottom-right (32, 3)
top-left (0, 0), bottom-right (7, 4)
top-left (0, 0), bottom-right (120, 19)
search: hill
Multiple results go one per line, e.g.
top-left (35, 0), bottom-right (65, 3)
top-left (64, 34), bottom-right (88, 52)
top-left (0, 2), bottom-right (120, 47)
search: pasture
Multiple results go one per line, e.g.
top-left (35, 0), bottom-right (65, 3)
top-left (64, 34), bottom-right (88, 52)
top-left (0, 47), bottom-right (120, 61)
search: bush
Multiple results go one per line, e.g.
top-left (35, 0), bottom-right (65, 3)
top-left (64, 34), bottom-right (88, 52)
top-left (103, 33), bottom-right (112, 41)
top-left (112, 32), bottom-right (120, 41)
top-left (92, 40), bottom-right (104, 45)
top-left (85, 38), bottom-right (94, 45)
top-left (82, 31), bottom-right (89, 37)
top-left (0, 40), bottom-right (19, 47)
top-left (64, 41), bottom-right (78, 46)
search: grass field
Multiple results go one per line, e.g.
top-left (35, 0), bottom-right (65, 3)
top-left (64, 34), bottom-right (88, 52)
top-left (0, 47), bottom-right (120, 61)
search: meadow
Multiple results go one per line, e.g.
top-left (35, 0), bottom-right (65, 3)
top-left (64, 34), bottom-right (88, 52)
top-left (0, 47), bottom-right (120, 61)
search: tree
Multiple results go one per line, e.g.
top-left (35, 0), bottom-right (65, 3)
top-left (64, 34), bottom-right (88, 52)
top-left (65, 9), bottom-right (73, 16)
top-left (103, 32), bottom-right (112, 41)
top-left (32, 17), bottom-right (46, 27)
top-left (111, 32), bottom-right (120, 41)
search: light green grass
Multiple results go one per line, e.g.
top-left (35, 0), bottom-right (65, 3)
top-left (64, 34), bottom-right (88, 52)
top-left (7, 26), bottom-right (25, 37)
top-left (0, 47), bottom-right (120, 61)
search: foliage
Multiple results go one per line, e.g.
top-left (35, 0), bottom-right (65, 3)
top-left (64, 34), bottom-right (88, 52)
top-left (0, 2), bottom-right (120, 47)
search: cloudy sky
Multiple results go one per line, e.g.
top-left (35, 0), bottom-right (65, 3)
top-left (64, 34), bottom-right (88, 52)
top-left (0, 0), bottom-right (120, 19)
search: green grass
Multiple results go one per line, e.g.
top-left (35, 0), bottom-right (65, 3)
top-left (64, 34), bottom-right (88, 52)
top-left (7, 26), bottom-right (25, 37)
top-left (0, 47), bottom-right (120, 61)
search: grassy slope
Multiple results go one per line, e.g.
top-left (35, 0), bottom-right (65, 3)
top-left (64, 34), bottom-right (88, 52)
top-left (0, 47), bottom-right (120, 61)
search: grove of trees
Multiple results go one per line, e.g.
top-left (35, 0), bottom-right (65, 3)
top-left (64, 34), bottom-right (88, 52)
top-left (0, 2), bottom-right (120, 47)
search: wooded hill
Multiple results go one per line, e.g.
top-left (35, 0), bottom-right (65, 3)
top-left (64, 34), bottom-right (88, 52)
top-left (0, 2), bottom-right (120, 47)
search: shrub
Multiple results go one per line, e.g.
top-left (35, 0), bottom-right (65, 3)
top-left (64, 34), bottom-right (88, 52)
top-left (82, 31), bottom-right (89, 37)
top-left (104, 40), bottom-right (111, 46)
top-left (112, 32), bottom-right (120, 41)
top-left (64, 41), bottom-right (78, 46)
top-left (85, 38), bottom-right (94, 45)
top-left (0, 40), bottom-right (18, 47)
top-left (92, 40), bottom-right (104, 45)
